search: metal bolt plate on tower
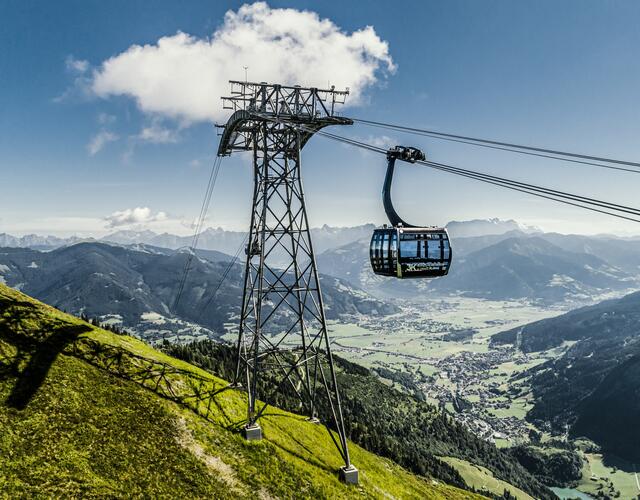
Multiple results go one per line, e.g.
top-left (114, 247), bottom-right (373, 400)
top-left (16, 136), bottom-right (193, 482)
top-left (217, 81), bottom-right (357, 483)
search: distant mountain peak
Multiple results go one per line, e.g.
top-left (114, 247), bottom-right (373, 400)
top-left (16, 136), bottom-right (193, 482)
top-left (445, 218), bottom-right (540, 239)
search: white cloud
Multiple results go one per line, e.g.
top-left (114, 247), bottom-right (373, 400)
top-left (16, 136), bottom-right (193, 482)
top-left (87, 130), bottom-right (119, 155)
top-left (54, 56), bottom-right (93, 102)
top-left (66, 56), bottom-right (89, 74)
top-left (137, 121), bottom-right (179, 144)
top-left (104, 207), bottom-right (169, 228)
top-left (363, 134), bottom-right (396, 150)
top-left (91, 2), bottom-right (394, 123)
top-left (344, 134), bottom-right (396, 157)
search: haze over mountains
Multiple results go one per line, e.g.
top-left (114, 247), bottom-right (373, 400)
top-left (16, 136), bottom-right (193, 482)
top-left (0, 224), bottom-right (376, 258)
top-left (0, 218), bottom-right (537, 253)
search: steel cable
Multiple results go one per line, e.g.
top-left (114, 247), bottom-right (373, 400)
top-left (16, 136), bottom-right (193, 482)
top-left (351, 117), bottom-right (640, 172)
top-left (304, 126), bottom-right (640, 224)
top-left (172, 155), bottom-right (223, 311)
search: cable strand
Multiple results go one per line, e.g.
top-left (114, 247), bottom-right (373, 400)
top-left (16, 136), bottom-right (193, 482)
top-left (172, 155), bottom-right (223, 311)
top-left (351, 117), bottom-right (640, 170)
top-left (305, 126), bottom-right (640, 224)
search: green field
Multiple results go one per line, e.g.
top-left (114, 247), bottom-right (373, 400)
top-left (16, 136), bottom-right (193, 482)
top-left (575, 453), bottom-right (640, 499)
top-left (325, 297), bottom-right (565, 372)
top-left (486, 397), bottom-right (532, 420)
top-left (440, 456), bottom-right (533, 500)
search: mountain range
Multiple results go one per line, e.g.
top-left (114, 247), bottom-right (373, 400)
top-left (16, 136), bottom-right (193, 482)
top-left (0, 242), bottom-right (397, 343)
top-left (445, 218), bottom-right (539, 239)
top-left (317, 231), bottom-right (640, 303)
top-left (0, 224), bottom-right (376, 258)
top-left (3, 219), bottom-right (639, 491)
top-left (3, 219), bottom-right (640, 306)
top-left (0, 218), bottom-right (534, 252)
top-left (429, 236), bottom-right (633, 301)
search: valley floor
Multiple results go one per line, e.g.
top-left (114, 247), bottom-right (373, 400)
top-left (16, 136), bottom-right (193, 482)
top-left (318, 294), bottom-right (640, 499)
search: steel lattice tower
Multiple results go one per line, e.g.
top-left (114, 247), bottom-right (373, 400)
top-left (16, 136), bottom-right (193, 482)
top-left (217, 81), bottom-right (358, 483)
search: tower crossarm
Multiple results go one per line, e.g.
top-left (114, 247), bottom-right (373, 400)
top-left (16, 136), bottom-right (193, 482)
top-left (217, 81), bottom-right (353, 156)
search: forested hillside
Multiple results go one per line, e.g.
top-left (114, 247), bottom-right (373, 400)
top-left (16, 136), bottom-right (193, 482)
top-left (166, 340), bottom-right (555, 499)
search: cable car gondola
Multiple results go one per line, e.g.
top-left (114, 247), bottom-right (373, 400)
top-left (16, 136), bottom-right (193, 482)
top-left (370, 146), bottom-right (452, 279)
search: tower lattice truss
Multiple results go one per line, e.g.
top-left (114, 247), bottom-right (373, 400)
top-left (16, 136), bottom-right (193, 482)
top-left (217, 81), bottom-right (356, 478)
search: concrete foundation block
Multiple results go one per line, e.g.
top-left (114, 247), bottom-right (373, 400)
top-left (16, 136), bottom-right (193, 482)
top-left (339, 465), bottom-right (359, 485)
top-left (243, 423), bottom-right (262, 441)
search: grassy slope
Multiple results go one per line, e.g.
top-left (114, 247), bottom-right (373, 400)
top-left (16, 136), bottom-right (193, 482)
top-left (0, 283), bottom-right (483, 499)
top-left (440, 457), bottom-right (533, 500)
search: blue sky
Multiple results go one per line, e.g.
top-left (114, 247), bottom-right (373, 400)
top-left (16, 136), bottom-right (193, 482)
top-left (2, 0), bottom-right (640, 237)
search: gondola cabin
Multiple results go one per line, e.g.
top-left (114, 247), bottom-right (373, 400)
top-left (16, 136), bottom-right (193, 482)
top-left (369, 145), bottom-right (453, 279)
top-left (370, 225), bottom-right (452, 278)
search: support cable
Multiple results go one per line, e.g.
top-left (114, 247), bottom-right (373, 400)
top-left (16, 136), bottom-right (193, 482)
top-left (290, 123), bottom-right (640, 224)
top-left (309, 126), bottom-right (640, 213)
top-left (251, 113), bottom-right (640, 222)
top-left (358, 122), bottom-right (640, 175)
top-left (351, 117), bottom-right (640, 172)
top-left (173, 155), bottom-right (223, 311)
top-left (418, 160), bottom-right (640, 223)
top-left (415, 158), bottom-right (640, 217)
top-left (196, 233), bottom-right (250, 322)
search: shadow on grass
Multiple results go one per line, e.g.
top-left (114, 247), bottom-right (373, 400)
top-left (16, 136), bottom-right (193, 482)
top-left (66, 337), bottom-right (242, 429)
top-left (0, 296), bottom-right (318, 449)
top-left (264, 416), bottom-right (335, 473)
top-left (0, 298), bottom-right (244, 427)
top-left (5, 325), bottom-right (89, 409)
top-left (0, 298), bottom-right (92, 409)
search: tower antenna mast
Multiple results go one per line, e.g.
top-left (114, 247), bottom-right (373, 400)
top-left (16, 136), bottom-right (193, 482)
top-left (217, 80), bottom-right (358, 484)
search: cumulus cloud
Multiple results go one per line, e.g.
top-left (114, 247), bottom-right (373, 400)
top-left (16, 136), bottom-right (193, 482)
top-left (346, 134), bottom-right (396, 156)
top-left (362, 134), bottom-right (396, 150)
top-left (104, 207), bottom-right (168, 228)
top-left (87, 130), bottom-right (119, 155)
top-left (91, 2), bottom-right (394, 123)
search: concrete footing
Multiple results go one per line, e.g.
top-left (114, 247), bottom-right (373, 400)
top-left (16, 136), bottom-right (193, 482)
top-left (339, 465), bottom-right (359, 485)
top-left (243, 423), bottom-right (262, 441)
